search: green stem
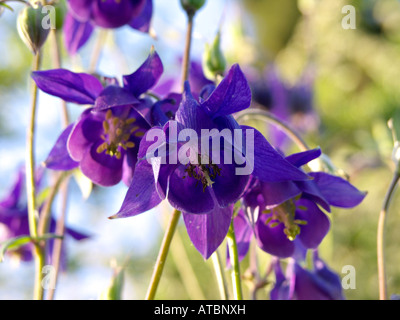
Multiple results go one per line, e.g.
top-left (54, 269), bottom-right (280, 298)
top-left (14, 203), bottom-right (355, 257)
top-left (211, 250), bottom-right (229, 300)
top-left (235, 108), bottom-right (310, 152)
top-left (226, 221), bottom-right (243, 300)
top-left (181, 11), bottom-right (194, 89)
top-left (377, 170), bottom-right (400, 300)
top-left (145, 209), bottom-right (181, 300)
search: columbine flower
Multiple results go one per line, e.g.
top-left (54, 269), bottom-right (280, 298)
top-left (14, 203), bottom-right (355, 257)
top-left (270, 251), bottom-right (345, 300)
top-left (110, 64), bottom-right (310, 259)
top-left (233, 148), bottom-right (366, 259)
top-left (0, 169), bottom-right (88, 262)
top-left (32, 50), bottom-right (163, 187)
top-left (64, 0), bottom-right (153, 54)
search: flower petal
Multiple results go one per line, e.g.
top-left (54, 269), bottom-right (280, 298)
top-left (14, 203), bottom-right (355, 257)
top-left (123, 50), bottom-right (163, 97)
top-left (94, 85), bottom-right (140, 110)
top-left (129, 0), bottom-right (153, 32)
top-left (183, 205), bottom-right (233, 259)
top-left (63, 12), bottom-right (94, 55)
top-left (309, 172), bottom-right (367, 208)
top-left (260, 180), bottom-right (302, 208)
top-left (32, 69), bottom-right (103, 105)
top-left (285, 148), bottom-right (322, 168)
top-left (202, 64), bottom-right (251, 118)
top-left (68, 0), bottom-right (93, 21)
top-left (45, 124), bottom-right (79, 171)
top-left (110, 160), bottom-right (162, 219)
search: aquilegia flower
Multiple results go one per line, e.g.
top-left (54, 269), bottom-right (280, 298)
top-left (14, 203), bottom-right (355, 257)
top-left (64, 0), bottom-right (153, 54)
top-left (0, 169), bottom-right (88, 262)
top-left (111, 64), bottom-right (310, 259)
top-left (232, 148), bottom-right (366, 259)
top-left (32, 50), bottom-right (163, 187)
top-left (270, 251), bottom-right (345, 300)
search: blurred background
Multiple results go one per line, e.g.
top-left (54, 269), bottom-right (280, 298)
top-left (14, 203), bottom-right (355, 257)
top-left (1, 0), bottom-right (400, 300)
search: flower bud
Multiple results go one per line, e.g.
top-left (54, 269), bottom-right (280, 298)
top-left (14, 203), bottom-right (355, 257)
top-left (202, 31), bottom-right (226, 80)
top-left (17, 3), bottom-right (50, 55)
top-left (180, 0), bottom-right (206, 15)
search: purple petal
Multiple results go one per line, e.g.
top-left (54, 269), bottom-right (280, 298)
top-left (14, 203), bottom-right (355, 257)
top-left (260, 180), bottom-right (302, 208)
top-left (65, 226), bottom-right (90, 241)
top-left (309, 172), bottom-right (367, 208)
top-left (45, 124), bottom-right (79, 171)
top-left (285, 148), bottom-right (321, 168)
top-left (183, 205), bottom-right (233, 259)
top-left (110, 161), bottom-right (162, 219)
top-left (123, 50), bottom-right (163, 97)
top-left (203, 64), bottom-right (251, 118)
top-left (242, 126), bottom-right (310, 182)
top-left (296, 179), bottom-right (331, 212)
top-left (68, 0), bottom-right (93, 21)
top-left (270, 260), bottom-right (294, 300)
top-left (32, 69), bottom-right (103, 105)
top-left (79, 140), bottom-right (123, 186)
top-left (167, 165), bottom-right (215, 214)
top-left (0, 169), bottom-right (24, 209)
top-left (129, 0), bottom-right (152, 32)
top-left (91, 0), bottom-right (146, 28)
top-left (63, 12), bottom-right (94, 55)
top-left (67, 109), bottom-right (103, 161)
top-left (255, 213), bottom-right (295, 258)
top-left (296, 199), bottom-right (330, 249)
top-left (94, 85), bottom-right (140, 110)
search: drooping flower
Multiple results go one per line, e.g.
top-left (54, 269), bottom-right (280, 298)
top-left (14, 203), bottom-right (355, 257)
top-left (110, 64), bottom-right (310, 259)
top-left (270, 251), bottom-right (345, 300)
top-left (64, 0), bottom-right (153, 54)
top-left (0, 169), bottom-right (88, 262)
top-left (32, 50), bottom-right (163, 187)
top-left (232, 148), bottom-right (366, 259)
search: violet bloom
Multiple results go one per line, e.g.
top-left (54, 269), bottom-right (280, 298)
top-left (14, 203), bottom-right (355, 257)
top-left (65, 0), bottom-right (153, 54)
top-left (32, 51), bottom-right (163, 187)
top-left (271, 251), bottom-right (345, 300)
top-left (0, 169), bottom-right (88, 262)
top-left (111, 64), bottom-right (310, 259)
top-left (232, 148), bottom-right (366, 259)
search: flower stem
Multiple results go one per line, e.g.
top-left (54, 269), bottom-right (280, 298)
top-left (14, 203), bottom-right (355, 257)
top-left (377, 170), bottom-right (400, 300)
top-left (145, 209), bottom-right (181, 300)
top-left (226, 221), bottom-right (243, 300)
top-left (211, 250), bottom-right (229, 300)
top-left (181, 11), bottom-right (194, 89)
top-left (235, 108), bottom-right (310, 152)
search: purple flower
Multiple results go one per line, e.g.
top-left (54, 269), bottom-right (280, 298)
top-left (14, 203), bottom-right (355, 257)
top-left (0, 169), bottom-right (88, 262)
top-left (234, 148), bottom-right (366, 259)
top-left (111, 64), bottom-right (310, 259)
top-left (271, 251), bottom-right (345, 300)
top-left (32, 51), bottom-right (163, 187)
top-left (65, 0), bottom-right (153, 54)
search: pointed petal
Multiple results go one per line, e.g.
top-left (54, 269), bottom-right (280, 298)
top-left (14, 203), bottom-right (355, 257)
top-left (45, 124), bottom-right (79, 170)
top-left (285, 148), bottom-right (322, 168)
top-left (32, 69), bottom-right (103, 105)
top-left (63, 12), bottom-right (94, 55)
top-left (129, 0), bottom-right (153, 32)
top-left (123, 50), bottom-right (163, 97)
top-left (203, 64), bottom-right (251, 118)
top-left (183, 205), bottom-right (233, 259)
top-left (242, 126), bottom-right (310, 182)
top-left (309, 172), bottom-right (367, 208)
top-left (260, 180), bottom-right (302, 208)
top-left (296, 199), bottom-right (330, 249)
top-left (110, 161), bottom-right (162, 219)
top-left (94, 85), bottom-right (140, 110)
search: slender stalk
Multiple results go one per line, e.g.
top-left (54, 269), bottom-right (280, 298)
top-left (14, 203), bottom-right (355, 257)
top-left (89, 29), bottom-right (107, 73)
top-left (226, 221), bottom-right (243, 300)
top-left (377, 171), bottom-right (400, 300)
top-left (211, 250), bottom-right (229, 300)
top-left (145, 209), bottom-right (181, 300)
top-left (235, 108), bottom-right (310, 152)
top-left (181, 11), bottom-right (194, 88)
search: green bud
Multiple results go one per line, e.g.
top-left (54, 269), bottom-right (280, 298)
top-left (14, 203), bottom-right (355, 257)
top-left (17, 3), bottom-right (50, 55)
top-left (99, 262), bottom-right (125, 300)
top-left (202, 31), bottom-right (226, 80)
top-left (180, 0), bottom-right (206, 15)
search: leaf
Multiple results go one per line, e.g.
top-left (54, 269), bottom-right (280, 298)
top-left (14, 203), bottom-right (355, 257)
top-left (0, 2), bottom-right (14, 12)
top-left (0, 235), bottom-right (32, 262)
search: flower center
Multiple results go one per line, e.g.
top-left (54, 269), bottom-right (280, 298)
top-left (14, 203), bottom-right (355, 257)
top-left (183, 160), bottom-right (221, 192)
top-left (262, 199), bottom-right (307, 241)
top-left (96, 109), bottom-right (144, 159)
